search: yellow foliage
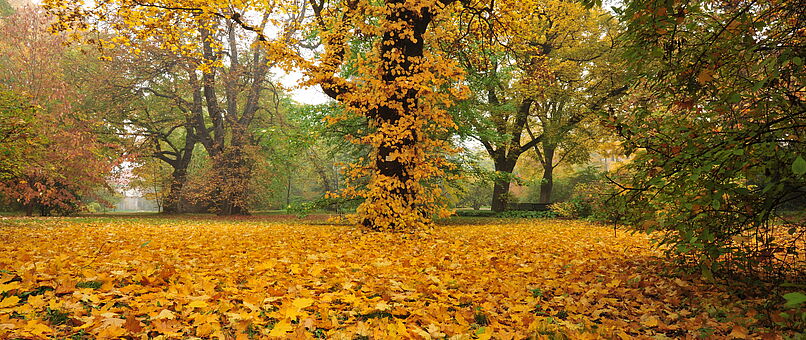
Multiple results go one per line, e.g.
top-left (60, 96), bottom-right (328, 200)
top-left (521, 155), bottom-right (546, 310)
top-left (0, 217), bottom-right (785, 338)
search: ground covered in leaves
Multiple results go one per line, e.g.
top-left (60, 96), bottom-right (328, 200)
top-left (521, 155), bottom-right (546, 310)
top-left (0, 216), bottom-right (796, 339)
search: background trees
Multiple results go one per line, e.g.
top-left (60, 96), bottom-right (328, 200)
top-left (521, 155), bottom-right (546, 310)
top-left (81, 4), bottom-right (300, 215)
top-left (447, 0), bottom-right (623, 211)
top-left (0, 5), bottom-right (121, 215)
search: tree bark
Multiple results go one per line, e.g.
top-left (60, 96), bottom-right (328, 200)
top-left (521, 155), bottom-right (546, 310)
top-left (155, 121), bottom-right (197, 214)
top-left (491, 157), bottom-right (516, 212)
top-left (539, 145), bottom-right (555, 204)
top-left (480, 96), bottom-right (541, 213)
top-left (192, 22), bottom-right (267, 215)
top-left (162, 168), bottom-right (187, 214)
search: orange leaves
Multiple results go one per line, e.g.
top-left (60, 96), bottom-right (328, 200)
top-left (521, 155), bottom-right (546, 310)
top-left (697, 68), bottom-right (717, 85)
top-left (0, 217), bottom-right (787, 338)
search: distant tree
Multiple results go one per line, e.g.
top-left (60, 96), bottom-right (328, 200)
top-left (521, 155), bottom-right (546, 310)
top-left (130, 157), bottom-right (172, 213)
top-left (87, 15), bottom-right (296, 214)
top-left (447, 0), bottom-right (625, 210)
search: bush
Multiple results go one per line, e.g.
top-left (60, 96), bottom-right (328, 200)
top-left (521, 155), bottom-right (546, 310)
top-left (550, 199), bottom-right (591, 219)
top-left (497, 210), bottom-right (558, 219)
top-left (455, 210), bottom-right (496, 217)
top-left (85, 202), bottom-right (102, 213)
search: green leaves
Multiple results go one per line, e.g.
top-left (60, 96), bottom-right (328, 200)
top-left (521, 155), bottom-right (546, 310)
top-left (783, 292), bottom-right (806, 308)
top-left (792, 156), bottom-right (806, 176)
top-left (611, 0), bottom-right (805, 278)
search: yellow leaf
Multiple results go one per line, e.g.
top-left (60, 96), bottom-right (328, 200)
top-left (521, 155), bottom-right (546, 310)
top-left (292, 298), bottom-right (314, 310)
top-left (0, 295), bottom-right (20, 308)
top-left (25, 320), bottom-right (53, 336)
top-left (268, 320), bottom-right (293, 337)
top-left (476, 326), bottom-right (493, 340)
top-left (641, 315), bottom-right (660, 328)
top-left (196, 322), bottom-right (213, 337)
top-left (154, 309), bottom-right (176, 320)
top-left (0, 281), bottom-right (20, 294)
top-left (26, 294), bottom-right (46, 309)
top-left (188, 300), bottom-right (208, 309)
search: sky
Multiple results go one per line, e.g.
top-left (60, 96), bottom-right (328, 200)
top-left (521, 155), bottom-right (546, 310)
top-left (276, 69), bottom-right (332, 105)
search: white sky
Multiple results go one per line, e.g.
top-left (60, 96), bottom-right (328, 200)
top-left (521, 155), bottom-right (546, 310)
top-left (276, 69), bottom-right (332, 105)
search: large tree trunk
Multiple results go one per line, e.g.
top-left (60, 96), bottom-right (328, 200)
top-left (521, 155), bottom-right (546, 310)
top-left (158, 121), bottom-right (196, 214)
top-left (359, 2), bottom-right (433, 229)
top-left (212, 147), bottom-right (251, 215)
top-left (539, 146), bottom-right (555, 204)
top-left (491, 157), bottom-right (516, 212)
top-left (162, 168), bottom-right (187, 214)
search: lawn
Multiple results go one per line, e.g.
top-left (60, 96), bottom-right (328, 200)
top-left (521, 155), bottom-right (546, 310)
top-left (0, 216), bottom-right (792, 339)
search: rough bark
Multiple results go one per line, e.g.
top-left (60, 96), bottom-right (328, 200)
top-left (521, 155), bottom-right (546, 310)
top-left (538, 145), bottom-right (555, 204)
top-left (481, 96), bottom-right (542, 212)
top-left (162, 168), bottom-right (187, 214)
top-left (491, 157), bottom-right (516, 212)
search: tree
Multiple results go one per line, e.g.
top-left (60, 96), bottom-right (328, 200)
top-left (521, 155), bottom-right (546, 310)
top-left (101, 46), bottom-right (204, 214)
top-left (298, 0), bottom-right (474, 230)
top-left (47, 1), bottom-right (301, 215)
top-left (610, 0), bottom-right (805, 276)
top-left (447, 0), bottom-right (624, 210)
top-left (129, 157), bottom-right (172, 212)
top-left (0, 6), bottom-right (119, 215)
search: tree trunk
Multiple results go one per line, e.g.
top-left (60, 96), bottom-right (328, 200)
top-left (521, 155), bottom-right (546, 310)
top-left (359, 2), bottom-right (433, 229)
top-left (38, 203), bottom-right (49, 216)
top-left (539, 146), bottom-right (555, 204)
top-left (162, 168), bottom-right (187, 214)
top-left (212, 147), bottom-right (251, 215)
top-left (286, 173), bottom-right (292, 208)
top-left (491, 158), bottom-right (516, 212)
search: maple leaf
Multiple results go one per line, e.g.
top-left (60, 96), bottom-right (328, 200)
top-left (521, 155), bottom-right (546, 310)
top-left (0, 282), bottom-right (20, 294)
top-left (123, 315), bottom-right (142, 333)
top-left (188, 300), bottom-right (208, 309)
top-left (152, 319), bottom-right (182, 336)
top-left (281, 298), bottom-right (314, 320)
top-left (0, 295), bottom-right (20, 308)
top-left (154, 309), bottom-right (176, 320)
top-left (696, 69), bottom-right (715, 85)
top-left (268, 320), bottom-right (294, 337)
top-left (24, 320), bottom-right (53, 337)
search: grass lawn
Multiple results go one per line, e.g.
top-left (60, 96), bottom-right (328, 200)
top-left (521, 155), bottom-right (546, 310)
top-left (0, 216), bottom-right (796, 339)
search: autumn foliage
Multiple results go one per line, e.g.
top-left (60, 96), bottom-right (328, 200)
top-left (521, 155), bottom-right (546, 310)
top-left (0, 6), bottom-right (118, 215)
top-left (304, 0), bottom-right (467, 230)
top-left (0, 217), bottom-right (798, 339)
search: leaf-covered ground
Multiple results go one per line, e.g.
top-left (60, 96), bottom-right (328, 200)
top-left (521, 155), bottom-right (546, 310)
top-left (0, 216), bottom-right (794, 339)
